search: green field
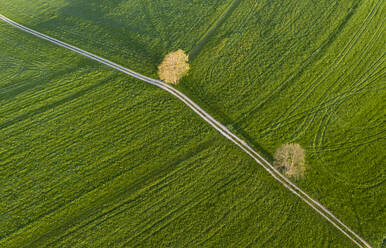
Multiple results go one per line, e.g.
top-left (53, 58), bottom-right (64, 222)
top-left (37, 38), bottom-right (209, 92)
top-left (181, 0), bottom-right (386, 245)
top-left (0, 0), bottom-right (385, 247)
top-left (0, 0), bottom-right (230, 76)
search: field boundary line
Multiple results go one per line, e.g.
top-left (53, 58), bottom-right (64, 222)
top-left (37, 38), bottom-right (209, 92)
top-left (0, 14), bottom-right (371, 248)
top-left (188, 0), bottom-right (242, 61)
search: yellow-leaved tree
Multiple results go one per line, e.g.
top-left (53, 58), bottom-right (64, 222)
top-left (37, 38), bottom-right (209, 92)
top-left (158, 49), bottom-right (189, 84)
top-left (274, 143), bottom-right (306, 179)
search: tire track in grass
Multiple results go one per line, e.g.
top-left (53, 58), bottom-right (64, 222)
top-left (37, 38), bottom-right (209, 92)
top-left (300, 62), bottom-right (384, 142)
top-left (63, 153), bottom-right (247, 247)
top-left (42, 166), bottom-right (205, 248)
top-left (320, 134), bottom-right (386, 153)
top-left (133, 179), bottom-right (242, 246)
top-left (301, 17), bottom-right (385, 135)
top-left (189, 175), bottom-right (264, 245)
top-left (122, 175), bottom-right (239, 247)
top-left (5, 137), bottom-right (194, 237)
top-left (0, 58), bottom-right (25, 83)
top-left (188, 0), bottom-right (242, 61)
top-left (232, 1), bottom-right (335, 131)
top-left (197, 188), bottom-right (276, 247)
top-left (246, 201), bottom-right (299, 248)
top-left (271, 21), bottom-right (385, 141)
top-left (231, 1), bottom-right (338, 128)
top-left (266, 0), bottom-right (382, 135)
top-left (261, 57), bottom-right (384, 138)
top-left (43, 140), bottom-right (217, 247)
top-left (0, 73), bottom-right (116, 130)
top-left (308, 5), bottom-right (383, 123)
top-left (343, 55), bottom-right (385, 95)
top-left (312, 108), bottom-right (384, 192)
top-left (289, 26), bottom-right (385, 140)
top-left (311, 70), bottom-right (384, 185)
top-left (0, 14), bottom-right (372, 247)
top-left (242, 2), bottom-right (361, 133)
top-left (266, 2), bottom-right (372, 132)
top-left (313, 52), bottom-right (385, 153)
top-left (255, 61), bottom-right (383, 141)
top-left (3, 137), bottom-right (214, 246)
top-left (89, 153), bottom-right (214, 235)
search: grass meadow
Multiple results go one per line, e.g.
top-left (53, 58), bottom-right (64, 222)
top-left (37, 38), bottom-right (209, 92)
top-left (178, 0), bottom-right (386, 245)
top-left (0, 0), bottom-right (230, 76)
top-left (0, 23), bottom-right (355, 248)
top-left (0, 0), bottom-right (384, 247)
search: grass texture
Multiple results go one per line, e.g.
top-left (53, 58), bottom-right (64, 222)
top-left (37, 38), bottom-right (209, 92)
top-left (178, 0), bottom-right (385, 245)
top-left (0, 0), bottom-right (384, 247)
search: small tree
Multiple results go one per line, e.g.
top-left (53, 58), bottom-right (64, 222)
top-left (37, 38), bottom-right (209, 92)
top-left (274, 143), bottom-right (306, 179)
top-left (158, 49), bottom-right (189, 84)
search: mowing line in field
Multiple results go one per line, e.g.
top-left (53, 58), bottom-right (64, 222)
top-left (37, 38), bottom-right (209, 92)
top-left (188, 0), bottom-right (242, 61)
top-left (0, 14), bottom-right (372, 248)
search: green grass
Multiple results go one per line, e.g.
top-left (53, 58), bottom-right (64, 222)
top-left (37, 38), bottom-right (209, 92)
top-left (0, 0), bottom-right (230, 76)
top-left (188, 0), bottom-right (242, 61)
top-left (0, 0), bottom-right (385, 247)
top-left (0, 23), bottom-right (356, 248)
top-left (177, 0), bottom-right (385, 246)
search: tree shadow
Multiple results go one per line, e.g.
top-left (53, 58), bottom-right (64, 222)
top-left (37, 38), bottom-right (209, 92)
top-left (177, 82), bottom-right (274, 162)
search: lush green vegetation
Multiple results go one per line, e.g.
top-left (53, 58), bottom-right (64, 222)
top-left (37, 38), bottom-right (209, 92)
top-left (178, 0), bottom-right (385, 246)
top-left (0, 0), bottom-right (384, 247)
top-left (0, 23), bottom-right (355, 248)
top-left (189, 0), bottom-right (242, 61)
top-left (0, 0), bottom-right (230, 76)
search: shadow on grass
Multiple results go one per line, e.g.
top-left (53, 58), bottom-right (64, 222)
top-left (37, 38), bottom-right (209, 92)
top-left (177, 1), bottom-right (362, 163)
top-left (188, 0), bottom-right (242, 61)
top-left (176, 82), bottom-right (274, 162)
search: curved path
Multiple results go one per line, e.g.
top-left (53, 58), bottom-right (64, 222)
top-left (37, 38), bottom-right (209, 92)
top-left (0, 14), bottom-right (371, 248)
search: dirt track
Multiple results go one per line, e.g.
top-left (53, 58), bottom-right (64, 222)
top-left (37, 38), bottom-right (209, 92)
top-left (0, 14), bottom-right (372, 248)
